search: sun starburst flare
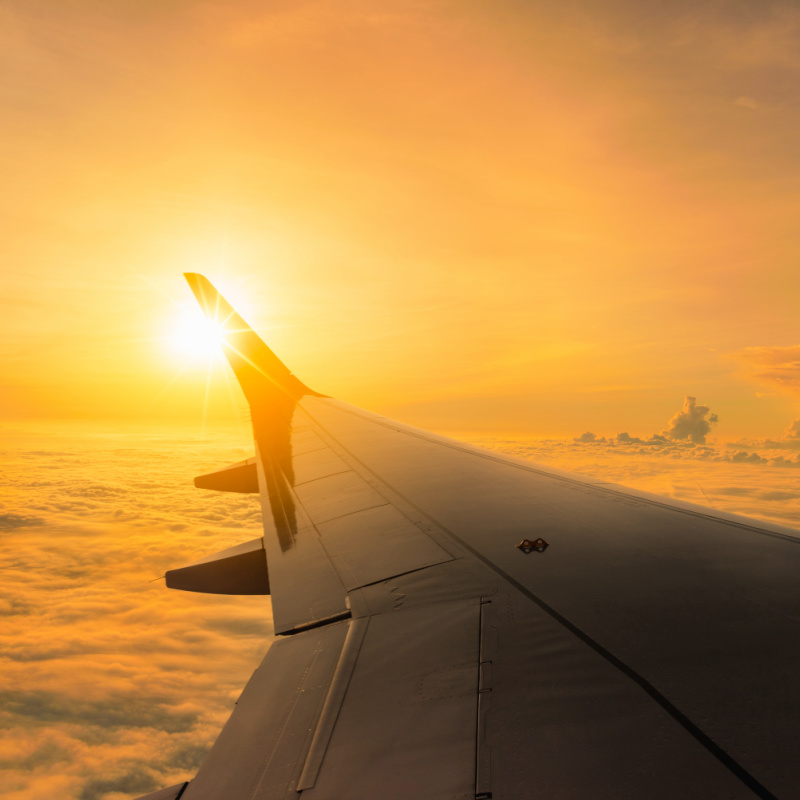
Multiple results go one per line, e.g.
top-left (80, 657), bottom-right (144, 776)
top-left (169, 306), bottom-right (228, 360)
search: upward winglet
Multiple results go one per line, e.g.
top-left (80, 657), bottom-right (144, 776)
top-left (183, 273), bottom-right (319, 405)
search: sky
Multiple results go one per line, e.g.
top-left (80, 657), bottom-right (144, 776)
top-left (4, 1), bottom-right (800, 797)
top-left (3, 0), bottom-right (800, 437)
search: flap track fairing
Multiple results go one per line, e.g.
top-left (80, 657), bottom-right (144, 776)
top-left (194, 458), bottom-right (259, 493)
top-left (165, 538), bottom-right (270, 595)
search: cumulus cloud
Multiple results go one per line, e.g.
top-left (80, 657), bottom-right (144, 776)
top-left (482, 396), bottom-right (800, 484)
top-left (665, 396), bottom-right (718, 444)
top-left (572, 397), bottom-right (720, 452)
top-left (573, 431), bottom-right (606, 443)
top-left (725, 419), bottom-right (800, 454)
top-left (784, 419), bottom-right (800, 439)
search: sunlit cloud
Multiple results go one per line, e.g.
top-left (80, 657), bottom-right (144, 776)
top-left (783, 418), bottom-right (800, 439)
top-left (665, 396), bottom-right (718, 444)
top-left (730, 345), bottom-right (800, 395)
top-left (0, 425), bottom-right (270, 799)
top-left (0, 513), bottom-right (44, 530)
top-left (573, 396), bottom-right (718, 450)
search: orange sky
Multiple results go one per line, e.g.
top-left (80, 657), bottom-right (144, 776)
top-left (6, 7), bottom-right (800, 796)
top-left (4, 0), bottom-right (800, 438)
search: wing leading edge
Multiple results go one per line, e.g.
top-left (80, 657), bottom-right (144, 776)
top-left (138, 275), bottom-right (800, 800)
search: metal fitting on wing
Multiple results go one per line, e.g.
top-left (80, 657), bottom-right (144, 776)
top-left (516, 538), bottom-right (549, 554)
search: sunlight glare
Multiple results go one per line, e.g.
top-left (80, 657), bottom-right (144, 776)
top-left (169, 306), bottom-right (227, 360)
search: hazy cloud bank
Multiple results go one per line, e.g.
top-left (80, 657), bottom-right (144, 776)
top-left (0, 513), bottom-right (44, 530)
top-left (0, 424), bottom-right (271, 800)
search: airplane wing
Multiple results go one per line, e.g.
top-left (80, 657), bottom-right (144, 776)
top-left (138, 274), bottom-right (800, 800)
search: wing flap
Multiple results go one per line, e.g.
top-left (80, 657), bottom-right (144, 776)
top-left (298, 599), bottom-right (481, 800)
top-left (177, 590), bottom-right (485, 800)
top-left (182, 620), bottom-right (349, 800)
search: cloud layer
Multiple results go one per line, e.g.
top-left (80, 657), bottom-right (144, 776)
top-left (0, 424), bottom-right (271, 800)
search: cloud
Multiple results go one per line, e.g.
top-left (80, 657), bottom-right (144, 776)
top-left (573, 397), bottom-right (720, 450)
top-left (785, 419), bottom-right (800, 439)
top-left (0, 425), bottom-right (272, 799)
top-left (573, 431), bottom-right (606, 443)
top-left (665, 396), bottom-right (718, 444)
top-left (724, 418), bottom-right (800, 454)
top-left (476, 395), bottom-right (800, 476)
top-left (0, 690), bottom-right (199, 733)
top-left (0, 513), bottom-right (44, 530)
top-left (79, 769), bottom-right (159, 800)
top-left (729, 450), bottom-right (766, 464)
top-left (730, 345), bottom-right (800, 394)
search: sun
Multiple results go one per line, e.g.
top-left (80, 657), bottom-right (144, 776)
top-left (169, 306), bottom-right (228, 359)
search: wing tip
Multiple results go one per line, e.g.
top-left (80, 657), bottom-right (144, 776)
top-left (182, 272), bottom-right (325, 401)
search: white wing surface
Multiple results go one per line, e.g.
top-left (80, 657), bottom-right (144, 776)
top-left (139, 274), bottom-right (800, 800)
